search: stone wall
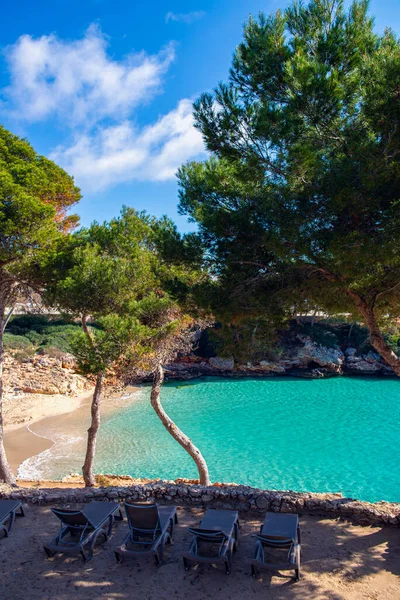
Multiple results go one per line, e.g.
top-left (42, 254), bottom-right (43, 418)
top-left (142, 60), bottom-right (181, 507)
top-left (2, 482), bottom-right (399, 527)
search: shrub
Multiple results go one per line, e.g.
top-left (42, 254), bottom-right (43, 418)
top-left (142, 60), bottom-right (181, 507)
top-left (13, 348), bottom-right (35, 363)
top-left (6, 315), bottom-right (81, 353)
top-left (3, 333), bottom-right (31, 350)
top-left (36, 345), bottom-right (65, 359)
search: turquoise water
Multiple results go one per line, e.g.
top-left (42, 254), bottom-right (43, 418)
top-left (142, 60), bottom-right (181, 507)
top-left (95, 377), bottom-right (400, 503)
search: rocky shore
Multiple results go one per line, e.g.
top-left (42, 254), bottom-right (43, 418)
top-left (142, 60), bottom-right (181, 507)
top-left (158, 334), bottom-right (395, 381)
top-left (3, 351), bottom-right (91, 400)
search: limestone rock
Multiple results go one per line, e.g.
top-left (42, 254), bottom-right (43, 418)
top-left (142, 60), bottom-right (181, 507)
top-left (209, 356), bottom-right (235, 370)
top-left (297, 336), bottom-right (345, 372)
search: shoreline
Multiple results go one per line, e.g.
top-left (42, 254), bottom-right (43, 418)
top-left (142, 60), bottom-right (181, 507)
top-left (4, 386), bottom-right (141, 478)
top-left (3, 389), bottom-right (94, 475)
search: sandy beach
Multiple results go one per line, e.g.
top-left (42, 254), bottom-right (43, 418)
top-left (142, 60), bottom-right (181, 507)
top-left (4, 386), bottom-right (140, 479)
top-left (0, 506), bottom-right (399, 599)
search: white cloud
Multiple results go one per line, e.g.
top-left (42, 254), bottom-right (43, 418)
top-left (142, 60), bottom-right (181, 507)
top-left (49, 99), bottom-right (206, 190)
top-left (165, 11), bottom-right (205, 24)
top-left (2, 25), bottom-right (206, 191)
top-left (3, 24), bottom-right (175, 125)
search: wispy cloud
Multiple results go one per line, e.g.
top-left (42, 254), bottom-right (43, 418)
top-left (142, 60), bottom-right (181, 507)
top-left (1, 25), bottom-right (206, 191)
top-left (165, 11), bottom-right (205, 24)
top-left (2, 24), bottom-right (175, 126)
top-left (50, 99), bottom-right (205, 191)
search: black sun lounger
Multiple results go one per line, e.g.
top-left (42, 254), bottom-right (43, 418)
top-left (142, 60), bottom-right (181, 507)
top-left (251, 512), bottom-right (301, 581)
top-left (0, 500), bottom-right (24, 538)
top-left (114, 502), bottom-right (178, 567)
top-left (183, 509), bottom-right (239, 575)
top-left (44, 501), bottom-right (123, 561)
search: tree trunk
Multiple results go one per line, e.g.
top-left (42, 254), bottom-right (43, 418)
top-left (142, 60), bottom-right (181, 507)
top-left (342, 289), bottom-right (400, 375)
top-left (318, 269), bottom-right (400, 376)
top-left (0, 296), bottom-right (16, 485)
top-left (82, 372), bottom-right (104, 487)
top-left (150, 363), bottom-right (211, 486)
top-left (2, 306), bottom-right (14, 333)
top-left (360, 305), bottom-right (400, 376)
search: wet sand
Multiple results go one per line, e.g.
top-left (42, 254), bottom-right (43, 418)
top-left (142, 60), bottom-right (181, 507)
top-left (4, 387), bottom-right (141, 478)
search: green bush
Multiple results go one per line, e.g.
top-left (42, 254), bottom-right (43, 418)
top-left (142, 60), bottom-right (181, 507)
top-left (3, 333), bottom-right (32, 350)
top-left (298, 323), bottom-right (339, 348)
top-left (6, 315), bottom-right (81, 354)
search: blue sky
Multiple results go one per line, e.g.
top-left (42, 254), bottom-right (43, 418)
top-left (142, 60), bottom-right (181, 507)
top-left (0, 0), bottom-right (399, 230)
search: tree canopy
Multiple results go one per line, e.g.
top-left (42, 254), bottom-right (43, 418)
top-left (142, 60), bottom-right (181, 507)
top-left (178, 0), bottom-right (400, 372)
top-left (0, 125), bottom-right (81, 484)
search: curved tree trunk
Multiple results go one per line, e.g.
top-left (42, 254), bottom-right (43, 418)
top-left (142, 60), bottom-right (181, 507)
top-left (150, 363), bottom-right (210, 486)
top-left (318, 269), bottom-right (400, 377)
top-left (359, 304), bottom-right (400, 376)
top-left (82, 371), bottom-right (104, 487)
top-left (0, 291), bottom-right (16, 485)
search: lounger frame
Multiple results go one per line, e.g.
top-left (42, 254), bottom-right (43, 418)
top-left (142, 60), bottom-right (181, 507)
top-left (44, 502), bottom-right (123, 562)
top-left (183, 509), bottom-right (239, 575)
top-left (0, 500), bottom-right (24, 537)
top-left (251, 513), bottom-right (301, 581)
top-left (114, 503), bottom-right (178, 567)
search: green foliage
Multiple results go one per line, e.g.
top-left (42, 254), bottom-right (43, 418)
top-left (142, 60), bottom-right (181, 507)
top-left (178, 0), bottom-right (400, 332)
top-left (0, 125), bottom-right (81, 271)
top-left (3, 332), bottom-right (32, 350)
top-left (70, 315), bottom-right (148, 375)
top-left (208, 319), bottom-right (280, 362)
top-left (42, 207), bottom-right (201, 377)
top-left (5, 315), bottom-right (81, 353)
top-left (297, 323), bottom-right (339, 349)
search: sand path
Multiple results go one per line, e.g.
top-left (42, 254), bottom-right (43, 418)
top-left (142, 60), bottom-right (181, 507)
top-left (0, 507), bottom-right (399, 599)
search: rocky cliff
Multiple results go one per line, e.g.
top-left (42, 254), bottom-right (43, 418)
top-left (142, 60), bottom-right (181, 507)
top-left (3, 352), bottom-right (92, 400)
top-left (161, 334), bottom-right (394, 381)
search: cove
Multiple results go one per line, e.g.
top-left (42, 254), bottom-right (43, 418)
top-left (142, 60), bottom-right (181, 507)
top-left (94, 376), bottom-right (400, 503)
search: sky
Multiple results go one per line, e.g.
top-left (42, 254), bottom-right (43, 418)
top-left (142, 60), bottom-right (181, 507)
top-left (0, 0), bottom-right (399, 231)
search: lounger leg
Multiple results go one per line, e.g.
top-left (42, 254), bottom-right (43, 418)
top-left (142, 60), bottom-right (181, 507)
top-left (225, 551), bottom-right (232, 575)
top-left (0, 525), bottom-right (8, 538)
top-left (115, 508), bottom-right (124, 521)
top-left (17, 506), bottom-right (25, 518)
top-left (44, 547), bottom-right (55, 558)
top-left (7, 511), bottom-right (16, 534)
top-left (233, 521), bottom-right (239, 550)
top-left (295, 546), bottom-right (301, 581)
top-left (155, 550), bottom-right (162, 567)
top-left (80, 547), bottom-right (89, 562)
top-left (251, 564), bottom-right (258, 578)
top-left (106, 515), bottom-right (114, 537)
top-left (169, 517), bottom-right (174, 539)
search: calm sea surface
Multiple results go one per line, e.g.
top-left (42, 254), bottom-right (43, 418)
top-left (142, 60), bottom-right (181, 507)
top-left (22, 377), bottom-right (400, 502)
top-left (95, 376), bottom-right (400, 503)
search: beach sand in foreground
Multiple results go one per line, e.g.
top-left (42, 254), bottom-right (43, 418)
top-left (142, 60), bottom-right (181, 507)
top-left (1, 507), bottom-right (399, 599)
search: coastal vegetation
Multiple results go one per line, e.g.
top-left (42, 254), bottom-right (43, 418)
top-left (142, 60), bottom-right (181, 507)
top-left (0, 0), bottom-right (399, 491)
top-left (178, 0), bottom-right (400, 374)
top-left (0, 125), bottom-right (80, 484)
top-left (41, 208), bottom-right (211, 486)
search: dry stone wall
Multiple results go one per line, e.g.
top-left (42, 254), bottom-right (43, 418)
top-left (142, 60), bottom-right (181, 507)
top-left (2, 482), bottom-right (399, 527)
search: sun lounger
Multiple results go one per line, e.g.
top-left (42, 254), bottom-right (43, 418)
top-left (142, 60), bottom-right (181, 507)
top-left (183, 509), bottom-right (239, 575)
top-left (251, 512), bottom-right (301, 580)
top-left (114, 502), bottom-right (178, 566)
top-left (44, 501), bottom-right (123, 561)
top-left (0, 500), bottom-right (24, 538)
